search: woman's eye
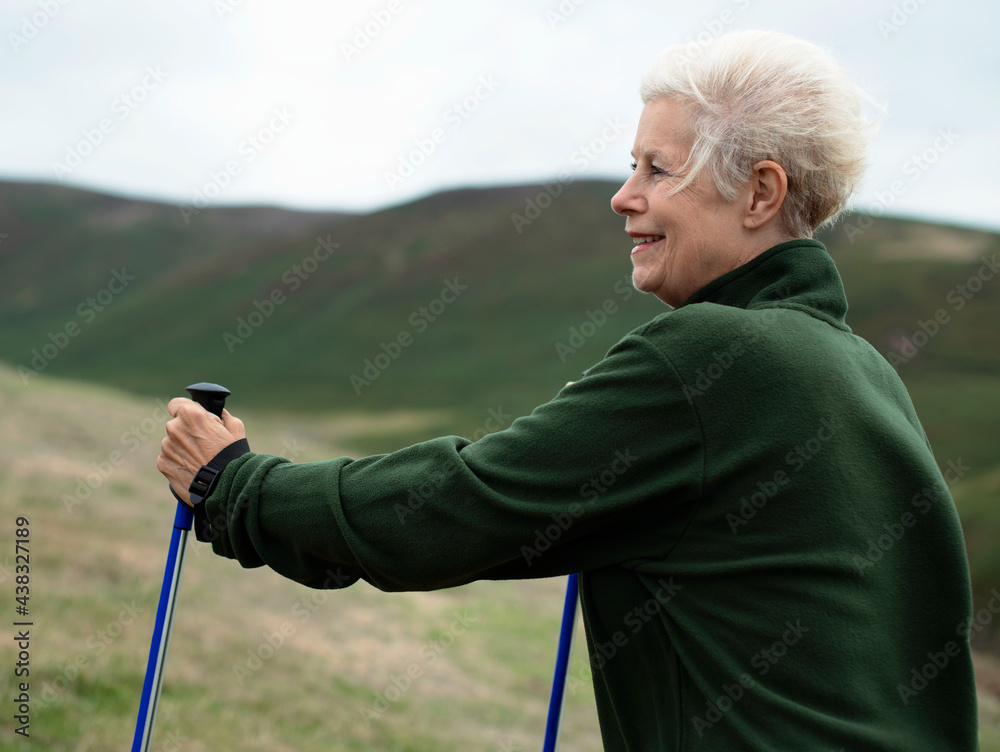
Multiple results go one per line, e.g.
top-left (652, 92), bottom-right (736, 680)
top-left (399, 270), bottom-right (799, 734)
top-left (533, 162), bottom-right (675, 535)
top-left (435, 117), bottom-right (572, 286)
top-left (630, 161), bottom-right (669, 176)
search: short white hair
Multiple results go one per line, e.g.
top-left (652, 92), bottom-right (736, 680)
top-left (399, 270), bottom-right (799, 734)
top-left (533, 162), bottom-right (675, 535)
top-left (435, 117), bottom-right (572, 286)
top-left (639, 30), bottom-right (880, 238)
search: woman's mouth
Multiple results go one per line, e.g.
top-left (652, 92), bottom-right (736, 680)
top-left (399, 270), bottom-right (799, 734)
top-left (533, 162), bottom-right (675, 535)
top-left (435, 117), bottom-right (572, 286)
top-left (631, 235), bottom-right (664, 255)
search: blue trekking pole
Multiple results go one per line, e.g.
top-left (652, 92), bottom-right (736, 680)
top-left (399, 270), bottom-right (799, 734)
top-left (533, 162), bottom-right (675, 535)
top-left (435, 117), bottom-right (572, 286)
top-left (543, 370), bottom-right (588, 750)
top-left (543, 572), bottom-right (580, 752)
top-left (132, 382), bottom-right (231, 752)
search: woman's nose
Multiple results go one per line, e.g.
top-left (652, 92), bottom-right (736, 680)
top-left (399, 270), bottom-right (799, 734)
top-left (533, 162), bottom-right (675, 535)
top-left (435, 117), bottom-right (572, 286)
top-left (611, 173), bottom-right (644, 216)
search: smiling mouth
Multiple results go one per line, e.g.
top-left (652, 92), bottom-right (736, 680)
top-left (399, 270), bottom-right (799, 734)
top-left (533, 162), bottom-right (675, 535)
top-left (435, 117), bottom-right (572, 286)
top-left (631, 235), bottom-right (664, 255)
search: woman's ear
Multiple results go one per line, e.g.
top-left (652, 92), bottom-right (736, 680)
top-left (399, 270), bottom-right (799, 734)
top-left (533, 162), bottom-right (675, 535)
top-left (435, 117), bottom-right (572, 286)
top-left (744, 160), bottom-right (788, 230)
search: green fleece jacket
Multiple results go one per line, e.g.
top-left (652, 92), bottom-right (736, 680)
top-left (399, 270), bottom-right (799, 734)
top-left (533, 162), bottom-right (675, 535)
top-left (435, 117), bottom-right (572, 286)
top-left (196, 239), bottom-right (979, 751)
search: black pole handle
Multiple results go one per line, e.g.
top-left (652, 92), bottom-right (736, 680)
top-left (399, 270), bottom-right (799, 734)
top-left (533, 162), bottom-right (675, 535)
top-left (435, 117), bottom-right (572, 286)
top-left (185, 382), bottom-right (231, 419)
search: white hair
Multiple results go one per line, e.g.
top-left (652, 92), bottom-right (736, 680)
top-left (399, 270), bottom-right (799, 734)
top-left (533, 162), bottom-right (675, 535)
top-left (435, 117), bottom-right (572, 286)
top-left (639, 30), bottom-right (881, 238)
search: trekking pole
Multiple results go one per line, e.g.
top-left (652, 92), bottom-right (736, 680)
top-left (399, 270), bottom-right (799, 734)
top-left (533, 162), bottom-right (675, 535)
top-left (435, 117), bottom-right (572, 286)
top-left (132, 382), bottom-right (231, 752)
top-left (543, 572), bottom-right (580, 752)
top-left (543, 370), bottom-right (588, 751)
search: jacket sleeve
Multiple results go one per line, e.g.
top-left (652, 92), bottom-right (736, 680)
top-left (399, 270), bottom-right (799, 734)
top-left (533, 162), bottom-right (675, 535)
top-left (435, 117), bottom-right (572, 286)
top-left (199, 333), bottom-right (705, 591)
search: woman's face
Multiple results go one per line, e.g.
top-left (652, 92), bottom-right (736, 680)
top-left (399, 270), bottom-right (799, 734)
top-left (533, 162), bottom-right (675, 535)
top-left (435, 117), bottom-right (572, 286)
top-left (611, 98), bottom-right (752, 307)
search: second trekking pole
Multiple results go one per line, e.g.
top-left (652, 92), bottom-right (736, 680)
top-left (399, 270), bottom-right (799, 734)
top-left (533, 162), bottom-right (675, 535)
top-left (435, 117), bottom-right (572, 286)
top-left (543, 572), bottom-right (580, 752)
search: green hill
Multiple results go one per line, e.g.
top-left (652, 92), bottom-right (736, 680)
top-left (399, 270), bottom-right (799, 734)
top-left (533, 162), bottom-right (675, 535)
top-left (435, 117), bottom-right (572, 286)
top-left (1, 180), bottom-right (998, 462)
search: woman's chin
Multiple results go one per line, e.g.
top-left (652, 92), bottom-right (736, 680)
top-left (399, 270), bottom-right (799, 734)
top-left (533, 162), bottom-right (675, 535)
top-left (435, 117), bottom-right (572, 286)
top-left (631, 268), bottom-right (659, 295)
top-left (633, 272), bottom-right (685, 307)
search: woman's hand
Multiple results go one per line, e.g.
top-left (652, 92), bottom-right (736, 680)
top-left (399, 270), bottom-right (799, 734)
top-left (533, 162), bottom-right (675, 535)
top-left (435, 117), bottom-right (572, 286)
top-left (157, 398), bottom-right (246, 506)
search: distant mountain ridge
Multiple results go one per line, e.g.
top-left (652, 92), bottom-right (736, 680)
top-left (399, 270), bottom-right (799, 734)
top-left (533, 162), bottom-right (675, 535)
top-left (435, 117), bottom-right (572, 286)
top-left (1, 178), bottom-right (998, 462)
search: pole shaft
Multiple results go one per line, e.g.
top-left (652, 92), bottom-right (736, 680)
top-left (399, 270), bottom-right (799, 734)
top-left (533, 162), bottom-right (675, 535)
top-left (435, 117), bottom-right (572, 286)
top-left (543, 573), bottom-right (580, 752)
top-left (132, 503), bottom-right (194, 751)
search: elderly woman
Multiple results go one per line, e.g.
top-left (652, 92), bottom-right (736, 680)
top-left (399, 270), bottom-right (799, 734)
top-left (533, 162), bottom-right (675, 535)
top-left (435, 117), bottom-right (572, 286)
top-left (159, 30), bottom-right (978, 750)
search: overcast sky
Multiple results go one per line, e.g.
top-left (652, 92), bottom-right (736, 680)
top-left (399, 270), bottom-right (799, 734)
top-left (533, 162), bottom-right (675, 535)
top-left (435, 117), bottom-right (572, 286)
top-left (1, 0), bottom-right (997, 231)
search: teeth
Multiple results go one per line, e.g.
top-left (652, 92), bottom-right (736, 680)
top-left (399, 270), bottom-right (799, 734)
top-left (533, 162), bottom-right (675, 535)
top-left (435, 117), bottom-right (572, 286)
top-left (632, 235), bottom-right (661, 244)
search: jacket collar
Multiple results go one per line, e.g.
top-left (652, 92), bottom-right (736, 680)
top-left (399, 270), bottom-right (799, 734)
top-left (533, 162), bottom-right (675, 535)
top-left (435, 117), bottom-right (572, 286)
top-left (677, 239), bottom-right (851, 331)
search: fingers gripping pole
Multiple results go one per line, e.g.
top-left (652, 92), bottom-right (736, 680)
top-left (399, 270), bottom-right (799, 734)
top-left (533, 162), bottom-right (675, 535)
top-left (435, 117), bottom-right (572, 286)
top-left (132, 383), bottom-right (230, 752)
top-left (543, 573), bottom-right (580, 752)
